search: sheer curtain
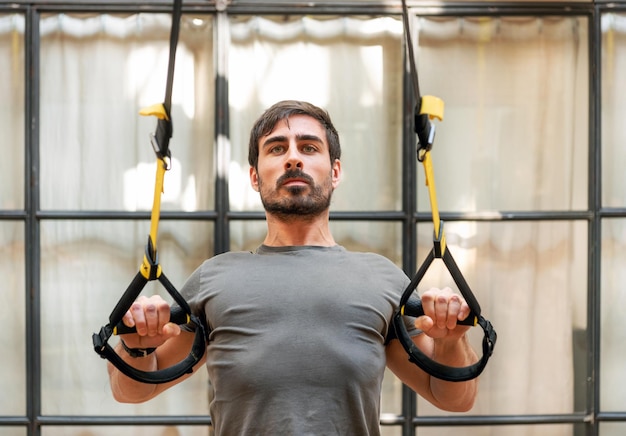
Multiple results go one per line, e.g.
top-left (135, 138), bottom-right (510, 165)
top-left (0, 12), bottom-right (26, 417)
top-left (0, 14), bottom-right (24, 210)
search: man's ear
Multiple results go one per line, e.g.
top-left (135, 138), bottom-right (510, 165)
top-left (250, 166), bottom-right (260, 192)
top-left (331, 159), bottom-right (342, 189)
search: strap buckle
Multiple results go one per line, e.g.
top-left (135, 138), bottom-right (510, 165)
top-left (140, 102), bottom-right (173, 165)
top-left (414, 95), bottom-right (444, 159)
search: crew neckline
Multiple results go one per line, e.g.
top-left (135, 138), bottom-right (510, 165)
top-left (255, 244), bottom-right (344, 254)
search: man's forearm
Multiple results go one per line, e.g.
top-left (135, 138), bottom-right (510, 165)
top-left (107, 342), bottom-right (158, 403)
top-left (430, 335), bottom-right (478, 411)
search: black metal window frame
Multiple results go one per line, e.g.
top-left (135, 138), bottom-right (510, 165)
top-left (2, 1), bottom-right (626, 435)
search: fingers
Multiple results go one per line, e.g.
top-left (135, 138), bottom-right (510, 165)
top-left (129, 295), bottom-right (171, 336)
top-left (121, 296), bottom-right (180, 348)
top-left (417, 287), bottom-right (471, 333)
top-left (413, 313), bottom-right (434, 332)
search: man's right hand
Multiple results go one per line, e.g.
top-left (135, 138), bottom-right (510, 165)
top-left (119, 295), bottom-right (181, 350)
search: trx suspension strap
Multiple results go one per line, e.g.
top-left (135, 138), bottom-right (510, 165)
top-left (92, 0), bottom-right (207, 384)
top-left (392, 0), bottom-right (497, 382)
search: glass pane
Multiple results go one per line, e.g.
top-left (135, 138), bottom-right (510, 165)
top-left (39, 13), bottom-right (215, 211)
top-left (230, 219), bottom-right (267, 252)
top-left (42, 426), bottom-right (210, 436)
top-left (601, 219), bottom-right (626, 411)
top-left (381, 367), bottom-right (404, 416)
top-left (331, 221), bottom-right (402, 265)
top-left (600, 422), bottom-right (626, 436)
top-left (414, 221), bottom-right (587, 416)
top-left (380, 425), bottom-right (402, 436)
top-left (416, 16), bottom-right (588, 212)
top-left (0, 222), bottom-right (26, 415)
top-left (0, 429), bottom-right (26, 436)
top-left (0, 14), bottom-right (25, 210)
top-left (228, 15), bottom-right (404, 212)
top-left (602, 13), bottom-right (626, 208)
top-left (40, 220), bottom-right (213, 415)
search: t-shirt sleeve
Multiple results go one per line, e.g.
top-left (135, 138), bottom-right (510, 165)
top-left (176, 264), bottom-right (210, 339)
top-left (384, 313), bottom-right (421, 344)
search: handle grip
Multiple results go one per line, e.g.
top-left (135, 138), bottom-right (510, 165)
top-left (114, 298), bottom-right (474, 335)
top-left (114, 305), bottom-right (189, 335)
top-left (403, 297), bottom-right (477, 327)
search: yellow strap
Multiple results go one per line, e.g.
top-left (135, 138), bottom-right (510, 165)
top-left (139, 156), bottom-right (168, 279)
top-left (420, 150), bottom-right (446, 256)
top-left (415, 95), bottom-right (446, 255)
top-left (137, 102), bottom-right (171, 280)
top-left (150, 157), bottom-right (167, 245)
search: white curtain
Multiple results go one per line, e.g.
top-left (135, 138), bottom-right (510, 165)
top-left (0, 13), bottom-right (24, 210)
top-left (0, 13), bottom-right (26, 418)
top-left (4, 9), bottom-right (625, 436)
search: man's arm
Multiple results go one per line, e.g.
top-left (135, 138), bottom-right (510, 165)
top-left (107, 296), bottom-right (206, 403)
top-left (385, 288), bottom-right (478, 412)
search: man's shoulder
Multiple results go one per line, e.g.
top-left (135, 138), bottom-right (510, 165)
top-left (196, 250), bottom-right (257, 271)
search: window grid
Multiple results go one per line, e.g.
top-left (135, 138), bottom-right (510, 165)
top-left (2, 1), bottom-right (625, 436)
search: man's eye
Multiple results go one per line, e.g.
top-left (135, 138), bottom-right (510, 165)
top-left (270, 145), bottom-right (285, 154)
top-left (302, 145), bottom-right (317, 153)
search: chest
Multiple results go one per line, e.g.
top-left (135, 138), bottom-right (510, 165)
top-left (205, 254), bottom-right (398, 335)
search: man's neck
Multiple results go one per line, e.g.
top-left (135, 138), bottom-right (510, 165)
top-left (263, 211), bottom-right (336, 247)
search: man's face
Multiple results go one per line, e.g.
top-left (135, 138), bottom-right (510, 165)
top-left (250, 115), bottom-right (341, 220)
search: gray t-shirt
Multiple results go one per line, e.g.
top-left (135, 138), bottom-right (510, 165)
top-left (181, 244), bottom-right (417, 436)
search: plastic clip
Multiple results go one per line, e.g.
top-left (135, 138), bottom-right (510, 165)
top-left (140, 103), bottom-right (173, 164)
top-left (140, 236), bottom-right (162, 281)
top-left (433, 220), bottom-right (447, 258)
top-left (415, 96), bottom-right (444, 159)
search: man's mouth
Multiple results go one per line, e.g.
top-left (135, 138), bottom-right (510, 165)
top-left (277, 171), bottom-right (314, 188)
top-left (282, 178), bottom-right (310, 187)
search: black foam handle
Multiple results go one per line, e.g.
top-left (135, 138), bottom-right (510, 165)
top-left (403, 297), bottom-right (477, 327)
top-left (114, 305), bottom-right (188, 335)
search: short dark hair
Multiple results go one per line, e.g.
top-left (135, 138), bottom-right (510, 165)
top-left (248, 100), bottom-right (341, 168)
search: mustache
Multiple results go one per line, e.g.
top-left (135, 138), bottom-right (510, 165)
top-left (276, 170), bottom-right (314, 187)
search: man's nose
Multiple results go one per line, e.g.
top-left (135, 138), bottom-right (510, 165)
top-left (284, 147), bottom-right (303, 170)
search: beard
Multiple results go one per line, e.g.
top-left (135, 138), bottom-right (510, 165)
top-left (258, 169), bottom-right (333, 220)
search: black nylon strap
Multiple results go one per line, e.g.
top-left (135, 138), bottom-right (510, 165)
top-left (393, 241), bottom-right (497, 382)
top-left (94, 311), bottom-right (206, 384)
top-left (92, 0), bottom-right (208, 384)
top-left (395, 0), bottom-right (497, 381)
top-left (401, 0), bottom-right (421, 103)
top-left (401, 0), bottom-right (436, 153)
top-left (92, 270), bottom-right (208, 384)
top-left (393, 309), bottom-right (496, 382)
top-left (152, 0), bottom-right (182, 160)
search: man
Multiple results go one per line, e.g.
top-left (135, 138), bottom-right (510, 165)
top-left (108, 100), bottom-right (478, 435)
